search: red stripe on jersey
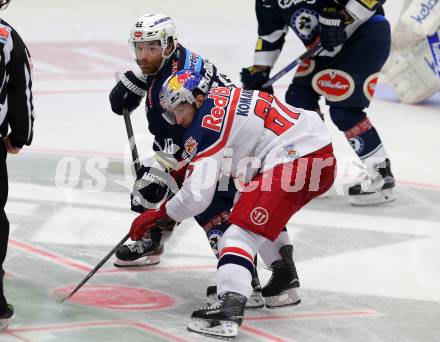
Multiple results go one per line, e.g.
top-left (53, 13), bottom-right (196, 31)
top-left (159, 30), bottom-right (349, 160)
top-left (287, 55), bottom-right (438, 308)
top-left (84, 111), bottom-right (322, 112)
top-left (344, 117), bottom-right (372, 139)
top-left (219, 247), bottom-right (254, 264)
top-left (191, 88), bottom-right (241, 163)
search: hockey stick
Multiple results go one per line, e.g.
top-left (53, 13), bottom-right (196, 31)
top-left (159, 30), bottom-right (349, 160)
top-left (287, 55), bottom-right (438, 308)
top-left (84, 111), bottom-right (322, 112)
top-left (57, 233), bottom-right (129, 303)
top-left (261, 44), bottom-right (323, 88)
top-left (123, 108), bottom-right (141, 177)
top-left (59, 94), bottom-right (140, 303)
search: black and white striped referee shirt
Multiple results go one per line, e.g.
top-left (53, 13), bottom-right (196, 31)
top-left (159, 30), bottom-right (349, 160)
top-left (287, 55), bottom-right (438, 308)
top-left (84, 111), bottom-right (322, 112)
top-left (0, 19), bottom-right (34, 148)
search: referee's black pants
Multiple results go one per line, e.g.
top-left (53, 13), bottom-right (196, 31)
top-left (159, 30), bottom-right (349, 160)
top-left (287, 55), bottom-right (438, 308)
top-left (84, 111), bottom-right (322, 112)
top-left (0, 141), bottom-right (9, 311)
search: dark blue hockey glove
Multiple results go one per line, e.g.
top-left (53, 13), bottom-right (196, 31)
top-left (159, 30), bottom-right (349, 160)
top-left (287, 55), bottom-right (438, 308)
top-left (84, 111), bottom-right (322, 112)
top-left (240, 66), bottom-right (274, 94)
top-left (109, 71), bottom-right (147, 115)
top-left (131, 165), bottom-right (171, 213)
top-left (318, 10), bottom-right (347, 51)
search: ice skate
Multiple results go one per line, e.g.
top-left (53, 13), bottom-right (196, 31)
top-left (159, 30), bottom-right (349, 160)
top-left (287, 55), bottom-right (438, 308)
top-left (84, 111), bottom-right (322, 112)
top-left (348, 158), bottom-right (396, 206)
top-left (188, 292), bottom-right (246, 339)
top-left (262, 245), bottom-right (301, 309)
top-left (0, 304), bottom-right (14, 330)
top-left (206, 272), bottom-right (264, 309)
top-left (114, 238), bottom-right (163, 267)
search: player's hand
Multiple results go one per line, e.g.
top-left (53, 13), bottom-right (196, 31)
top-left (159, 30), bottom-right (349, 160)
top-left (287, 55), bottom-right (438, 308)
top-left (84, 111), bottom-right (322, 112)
top-left (109, 71), bottom-right (147, 115)
top-left (240, 66), bottom-right (274, 94)
top-left (129, 202), bottom-right (167, 241)
top-left (131, 165), bottom-right (170, 213)
top-left (2, 136), bottom-right (21, 154)
top-left (318, 10), bottom-right (347, 51)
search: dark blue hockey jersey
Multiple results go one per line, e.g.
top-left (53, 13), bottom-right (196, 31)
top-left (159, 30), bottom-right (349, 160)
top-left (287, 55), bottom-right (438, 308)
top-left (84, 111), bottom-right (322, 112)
top-left (254, 0), bottom-right (386, 66)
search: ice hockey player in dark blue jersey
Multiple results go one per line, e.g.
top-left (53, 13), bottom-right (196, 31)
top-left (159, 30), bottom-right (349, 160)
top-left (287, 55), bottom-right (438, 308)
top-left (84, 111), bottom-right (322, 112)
top-left (241, 0), bottom-right (396, 206)
top-left (109, 13), bottom-right (302, 309)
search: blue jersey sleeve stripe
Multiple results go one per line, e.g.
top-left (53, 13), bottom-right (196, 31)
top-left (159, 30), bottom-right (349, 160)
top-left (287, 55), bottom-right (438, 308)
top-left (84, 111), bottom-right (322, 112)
top-left (183, 48), bottom-right (191, 70)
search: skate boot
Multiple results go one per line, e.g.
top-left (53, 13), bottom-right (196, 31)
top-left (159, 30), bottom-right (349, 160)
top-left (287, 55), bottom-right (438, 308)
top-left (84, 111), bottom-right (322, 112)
top-left (348, 158), bottom-right (395, 206)
top-left (0, 304), bottom-right (14, 330)
top-left (262, 245), bottom-right (301, 309)
top-left (114, 238), bottom-right (163, 267)
top-left (206, 272), bottom-right (264, 309)
top-left (188, 292), bottom-right (246, 339)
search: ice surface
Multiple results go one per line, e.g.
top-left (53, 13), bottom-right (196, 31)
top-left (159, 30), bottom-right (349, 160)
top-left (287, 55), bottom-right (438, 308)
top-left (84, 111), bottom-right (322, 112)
top-left (1, 1), bottom-right (439, 341)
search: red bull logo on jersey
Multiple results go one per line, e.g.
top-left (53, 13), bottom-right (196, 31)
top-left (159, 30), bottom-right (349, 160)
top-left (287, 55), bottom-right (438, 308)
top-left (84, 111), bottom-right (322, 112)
top-left (363, 73), bottom-right (379, 101)
top-left (202, 87), bottom-right (231, 132)
top-left (312, 69), bottom-right (355, 102)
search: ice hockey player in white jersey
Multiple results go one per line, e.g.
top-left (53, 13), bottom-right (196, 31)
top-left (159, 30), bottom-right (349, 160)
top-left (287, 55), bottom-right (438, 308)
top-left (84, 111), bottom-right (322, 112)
top-left (383, 0), bottom-right (440, 103)
top-left (127, 70), bottom-right (337, 339)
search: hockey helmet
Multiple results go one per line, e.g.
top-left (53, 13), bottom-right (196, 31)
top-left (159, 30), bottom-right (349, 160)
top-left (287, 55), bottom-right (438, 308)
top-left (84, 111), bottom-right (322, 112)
top-left (129, 14), bottom-right (177, 65)
top-left (159, 70), bottom-right (210, 124)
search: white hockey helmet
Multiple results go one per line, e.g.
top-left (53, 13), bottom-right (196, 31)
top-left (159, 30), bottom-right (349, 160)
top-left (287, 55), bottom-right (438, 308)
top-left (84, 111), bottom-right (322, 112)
top-left (159, 70), bottom-right (210, 124)
top-left (129, 14), bottom-right (178, 64)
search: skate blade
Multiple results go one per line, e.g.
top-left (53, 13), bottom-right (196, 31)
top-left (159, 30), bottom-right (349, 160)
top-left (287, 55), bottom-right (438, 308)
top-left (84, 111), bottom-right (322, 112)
top-left (265, 287), bottom-right (301, 309)
top-left (350, 189), bottom-right (395, 206)
top-left (246, 291), bottom-right (264, 309)
top-left (0, 317), bottom-right (13, 330)
top-left (113, 255), bottom-right (160, 268)
top-left (187, 318), bottom-right (238, 340)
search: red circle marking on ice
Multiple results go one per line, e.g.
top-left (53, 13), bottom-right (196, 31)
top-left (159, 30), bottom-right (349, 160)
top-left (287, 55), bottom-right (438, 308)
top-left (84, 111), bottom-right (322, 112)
top-left (54, 284), bottom-right (175, 311)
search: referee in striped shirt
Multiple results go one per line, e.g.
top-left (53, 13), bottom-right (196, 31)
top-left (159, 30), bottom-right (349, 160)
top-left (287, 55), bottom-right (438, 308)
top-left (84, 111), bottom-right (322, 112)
top-left (0, 0), bottom-right (34, 328)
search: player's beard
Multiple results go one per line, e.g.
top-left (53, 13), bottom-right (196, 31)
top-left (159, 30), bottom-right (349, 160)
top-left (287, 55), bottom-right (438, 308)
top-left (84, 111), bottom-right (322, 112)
top-left (136, 58), bottom-right (161, 75)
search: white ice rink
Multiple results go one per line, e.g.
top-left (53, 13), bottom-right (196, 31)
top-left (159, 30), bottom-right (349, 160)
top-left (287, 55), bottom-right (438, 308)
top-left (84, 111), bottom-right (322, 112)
top-left (2, 1), bottom-right (440, 341)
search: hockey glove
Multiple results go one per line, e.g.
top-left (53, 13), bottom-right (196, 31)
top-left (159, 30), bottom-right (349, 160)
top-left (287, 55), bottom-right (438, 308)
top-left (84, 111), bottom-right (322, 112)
top-left (318, 10), bottom-right (347, 51)
top-left (131, 164), bottom-right (176, 213)
top-left (130, 202), bottom-right (175, 241)
top-left (241, 66), bottom-right (274, 94)
top-left (109, 71), bottom-right (147, 115)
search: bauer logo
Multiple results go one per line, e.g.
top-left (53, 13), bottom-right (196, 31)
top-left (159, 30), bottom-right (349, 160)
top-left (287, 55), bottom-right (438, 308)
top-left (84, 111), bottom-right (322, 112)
top-left (312, 69), bottom-right (355, 102)
top-left (363, 73), bottom-right (379, 101)
top-left (295, 59), bottom-right (315, 77)
top-left (409, 0), bottom-right (439, 24)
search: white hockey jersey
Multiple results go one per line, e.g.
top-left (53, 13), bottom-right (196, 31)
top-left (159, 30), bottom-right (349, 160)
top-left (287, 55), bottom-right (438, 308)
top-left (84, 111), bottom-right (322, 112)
top-left (165, 87), bottom-right (332, 222)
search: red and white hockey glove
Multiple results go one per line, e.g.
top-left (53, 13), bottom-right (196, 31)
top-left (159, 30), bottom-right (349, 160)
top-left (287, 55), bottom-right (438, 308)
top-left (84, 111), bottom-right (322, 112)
top-left (130, 202), bottom-right (168, 241)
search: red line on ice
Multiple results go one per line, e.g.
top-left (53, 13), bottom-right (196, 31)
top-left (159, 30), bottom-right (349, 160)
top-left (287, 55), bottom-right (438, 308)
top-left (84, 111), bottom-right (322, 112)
top-left (7, 320), bottom-right (189, 341)
top-left (132, 322), bottom-right (190, 342)
top-left (27, 146), bottom-right (125, 158)
top-left (9, 239), bottom-right (92, 273)
top-left (99, 264), bottom-right (216, 274)
top-left (34, 89), bottom-right (109, 95)
top-left (245, 309), bottom-right (379, 322)
top-left (4, 331), bottom-right (32, 342)
top-left (241, 323), bottom-right (291, 342)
